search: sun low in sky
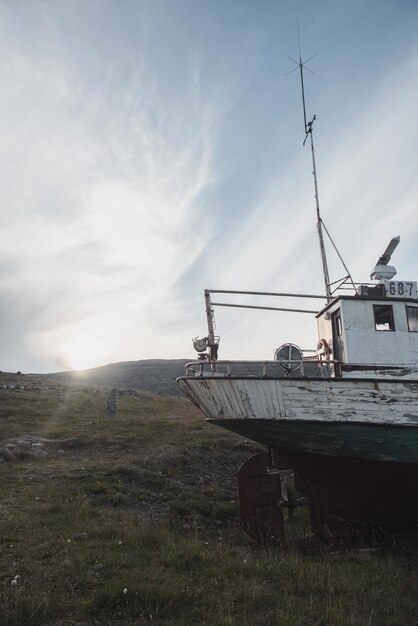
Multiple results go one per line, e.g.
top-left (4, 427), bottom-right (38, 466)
top-left (1, 0), bottom-right (418, 373)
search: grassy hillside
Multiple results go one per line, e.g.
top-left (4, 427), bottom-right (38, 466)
top-left (46, 359), bottom-right (190, 396)
top-left (2, 371), bottom-right (418, 625)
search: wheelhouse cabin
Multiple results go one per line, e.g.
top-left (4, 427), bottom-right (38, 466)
top-left (317, 280), bottom-right (418, 375)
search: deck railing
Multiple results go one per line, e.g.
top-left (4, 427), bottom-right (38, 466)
top-left (184, 359), bottom-right (338, 378)
top-left (184, 360), bottom-right (418, 379)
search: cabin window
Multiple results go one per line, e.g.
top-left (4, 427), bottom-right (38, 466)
top-left (407, 307), bottom-right (418, 332)
top-left (373, 305), bottom-right (395, 331)
top-left (334, 310), bottom-right (342, 336)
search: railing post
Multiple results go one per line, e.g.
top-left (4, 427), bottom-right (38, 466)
top-left (204, 290), bottom-right (217, 358)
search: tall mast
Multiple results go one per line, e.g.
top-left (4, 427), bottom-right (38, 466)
top-left (289, 53), bottom-right (332, 301)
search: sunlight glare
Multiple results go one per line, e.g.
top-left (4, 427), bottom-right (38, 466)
top-left (63, 335), bottom-right (109, 371)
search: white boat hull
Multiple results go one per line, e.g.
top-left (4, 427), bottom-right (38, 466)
top-left (177, 375), bottom-right (418, 426)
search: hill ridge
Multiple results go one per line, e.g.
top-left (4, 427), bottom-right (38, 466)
top-left (47, 358), bottom-right (191, 396)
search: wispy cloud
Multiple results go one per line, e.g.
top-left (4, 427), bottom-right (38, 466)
top-left (0, 6), bottom-right (232, 371)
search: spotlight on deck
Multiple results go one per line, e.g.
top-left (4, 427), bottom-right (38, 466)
top-left (274, 343), bottom-right (303, 373)
top-left (193, 336), bottom-right (220, 361)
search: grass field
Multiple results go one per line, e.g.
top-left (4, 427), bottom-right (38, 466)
top-left (2, 372), bottom-right (418, 625)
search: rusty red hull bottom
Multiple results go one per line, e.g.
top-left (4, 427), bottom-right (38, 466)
top-left (238, 449), bottom-right (418, 542)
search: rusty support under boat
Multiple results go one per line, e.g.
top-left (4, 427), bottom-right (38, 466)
top-left (238, 452), bottom-right (285, 541)
top-left (237, 448), bottom-right (418, 543)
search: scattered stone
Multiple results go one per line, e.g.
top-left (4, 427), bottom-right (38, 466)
top-left (7, 435), bottom-right (80, 451)
top-left (0, 448), bottom-right (15, 461)
top-left (55, 438), bottom-right (80, 450)
top-left (16, 438), bottom-right (31, 449)
top-left (33, 449), bottom-right (47, 459)
top-left (105, 388), bottom-right (118, 417)
top-left (57, 449), bottom-right (66, 456)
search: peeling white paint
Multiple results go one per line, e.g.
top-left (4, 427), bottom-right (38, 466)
top-left (178, 376), bottom-right (418, 425)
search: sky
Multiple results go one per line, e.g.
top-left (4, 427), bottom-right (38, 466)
top-left (1, 0), bottom-right (418, 373)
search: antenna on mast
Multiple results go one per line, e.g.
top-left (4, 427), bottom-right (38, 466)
top-left (287, 42), bottom-right (356, 300)
top-left (287, 49), bottom-right (331, 300)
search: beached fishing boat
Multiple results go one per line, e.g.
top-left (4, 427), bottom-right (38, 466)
top-left (177, 58), bottom-right (418, 541)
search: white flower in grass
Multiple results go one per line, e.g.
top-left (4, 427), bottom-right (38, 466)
top-left (123, 588), bottom-right (128, 594)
